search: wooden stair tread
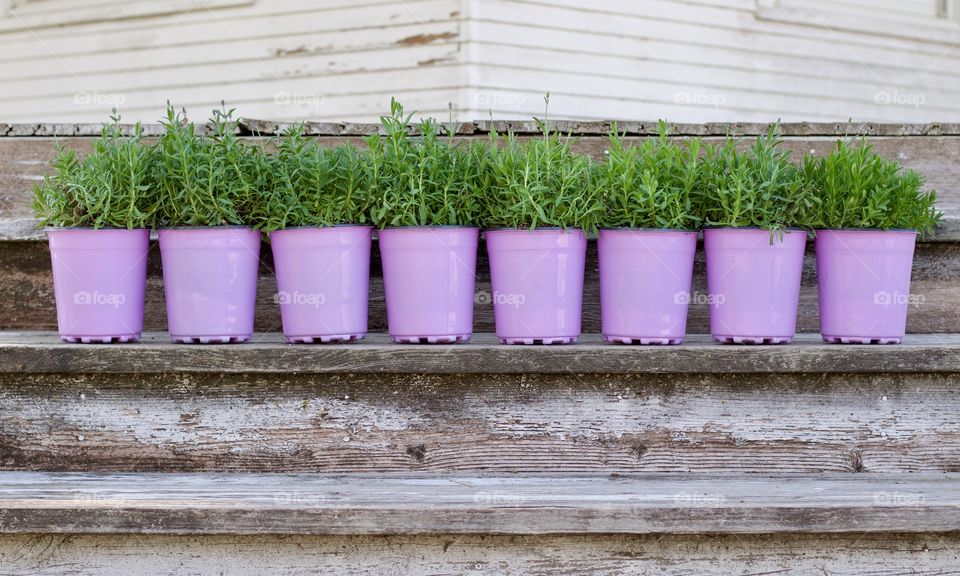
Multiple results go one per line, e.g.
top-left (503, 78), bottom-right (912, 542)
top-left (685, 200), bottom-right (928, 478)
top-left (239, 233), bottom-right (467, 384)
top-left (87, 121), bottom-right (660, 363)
top-left (2, 331), bottom-right (960, 374)
top-left (0, 472), bottom-right (958, 535)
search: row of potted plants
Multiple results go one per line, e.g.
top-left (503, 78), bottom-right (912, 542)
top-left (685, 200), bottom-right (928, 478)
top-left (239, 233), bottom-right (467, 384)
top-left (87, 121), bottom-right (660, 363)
top-left (34, 100), bottom-right (941, 345)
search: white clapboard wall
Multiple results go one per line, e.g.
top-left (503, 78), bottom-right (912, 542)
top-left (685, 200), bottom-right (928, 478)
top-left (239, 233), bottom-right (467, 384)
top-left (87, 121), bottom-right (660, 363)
top-left (0, 0), bottom-right (468, 123)
top-left (0, 0), bottom-right (958, 122)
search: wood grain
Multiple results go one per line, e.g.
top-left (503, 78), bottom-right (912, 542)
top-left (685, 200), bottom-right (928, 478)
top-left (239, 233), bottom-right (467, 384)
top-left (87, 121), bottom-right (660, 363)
top-left (0, 472), bottom-right (958, 535)
top-left (1, 370), bottom-right (957, 474)
top-left (2, 532), bottom-right (958, 576)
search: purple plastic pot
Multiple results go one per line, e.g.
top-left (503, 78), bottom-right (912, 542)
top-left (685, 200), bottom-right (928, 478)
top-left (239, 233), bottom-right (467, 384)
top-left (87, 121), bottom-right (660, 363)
top-left (47, 228), bottom-right (149, 343)
top-left (704, 228), bottom-right (806, 344)
top-left (158, 227), bottom-right (261, 344)
top-left (598, 229), bottom-right (697, 345)
top-left (269, 225), bottom-right (372, 344)
top-left (816, 229), bottom-right (917, 344)
top-left (485, 228), bottom-right (586, 345)
top-left (378, 226), bottom-right (478, 344)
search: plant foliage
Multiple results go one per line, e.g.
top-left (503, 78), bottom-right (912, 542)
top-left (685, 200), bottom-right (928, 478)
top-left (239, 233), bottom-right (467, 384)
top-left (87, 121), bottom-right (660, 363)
top-left (367, 99), bottom-right (482, 227)
top-left (482, 94), bottom-right (602, 232)
top-left (33, 115), bottom-right (157, 229)
top-left (594, 121), bottom-right (702, 230)
top-left (696, 126), bottom-right (812, 233)
top-left (253, 125), bottom-right (369, 231)
top-left (156, 103), bottom-right (269, 227)
top-left (35, 102), bottom-right (943, 239)
top-left (801, 138), bottom-right (941, 236)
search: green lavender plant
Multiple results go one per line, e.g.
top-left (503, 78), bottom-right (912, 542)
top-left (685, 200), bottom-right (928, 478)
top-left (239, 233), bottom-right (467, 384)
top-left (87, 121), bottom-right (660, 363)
top-left (696, 125), bottom-right (812, 234)
top-left (156, 103), bottom-right (269, 227)
top-left (482, 94), bottom-right (602, 232)
top-left (253, 125), bottom-right (369, 232)
top-left (594, 121), bottom-right (702, 230)
top-left (801, 138), bottom-right (941, 236)
top-left (33, 114), bottom-right (157, 229)
top-left (367, 99), bottom-right (481, 227)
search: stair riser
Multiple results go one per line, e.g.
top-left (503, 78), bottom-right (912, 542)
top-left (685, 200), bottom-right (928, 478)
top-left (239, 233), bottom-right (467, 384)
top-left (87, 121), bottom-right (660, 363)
top-left (2, 372), bottom-right (957, 474)
top-left (2, 240), bottom-right (958, 333)
top-left (0, 533), bottom-right (957, 576)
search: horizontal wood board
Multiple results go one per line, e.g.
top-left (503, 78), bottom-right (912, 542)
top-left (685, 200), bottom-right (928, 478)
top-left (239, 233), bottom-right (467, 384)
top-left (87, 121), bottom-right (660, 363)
top-left (1, 367), bottom-right (958, 474)
top-left (0, 473), bottom-right (958, 535)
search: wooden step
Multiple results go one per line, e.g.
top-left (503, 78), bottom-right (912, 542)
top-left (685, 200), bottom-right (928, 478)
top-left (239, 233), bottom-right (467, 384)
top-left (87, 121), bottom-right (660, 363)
top-left (4, 332), bottom-right (960, 374)
top-left (1, 472), bottom-right (958, 535)
top-left (1, 532), bottom-right (959, 576)
top-left (1, 331), bottom-right (957, 475)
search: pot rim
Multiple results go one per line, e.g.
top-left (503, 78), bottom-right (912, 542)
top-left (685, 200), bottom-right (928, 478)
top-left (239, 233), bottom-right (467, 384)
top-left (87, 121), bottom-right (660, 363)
top-left (599, 227), bottom-right (697, 233)
top-left (45, 226), bottom-right (150, 232)
top-left (814, 227), bottom-right (918, 234)
top-left (379, 225), bottom-right (480, 231)
top-left (270, 223), bottom-right (373, 232)
top-left (484, 226), bottom-right (583, 232)
top-left (377, 224), bottom-right (480, 230)
top-left (702, 226), bottom-right (808, 233)
top-left (158, 225), bottom-right (258, 231)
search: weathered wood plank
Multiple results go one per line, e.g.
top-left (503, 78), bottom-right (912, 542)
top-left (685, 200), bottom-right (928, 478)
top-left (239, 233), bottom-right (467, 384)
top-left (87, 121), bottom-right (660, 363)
top-left (2, 332), bottom-right (960, 374)
top-left (1, 371), bottom-right (957, 474)
top-left (2, 532), bottom-right (959, 576)
top-left (0, 473), bottom-right (957, 535)
top-left (1, 239), bottom-right (958, 333)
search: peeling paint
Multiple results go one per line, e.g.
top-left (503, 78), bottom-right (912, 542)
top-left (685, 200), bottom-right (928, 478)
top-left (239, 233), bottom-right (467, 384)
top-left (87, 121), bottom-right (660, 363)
top-left (396, 32), bottom-right (457, 46)
top-left (417, 56), bottom-right (455, 66)
top-left (273, 45), bottom-right (312, 58)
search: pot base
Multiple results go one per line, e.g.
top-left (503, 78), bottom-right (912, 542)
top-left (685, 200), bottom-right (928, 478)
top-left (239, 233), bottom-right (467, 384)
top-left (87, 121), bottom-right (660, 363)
top-left (604, 335), bottom-right (683, 345)
top-left (171, 335), bottom-right (251, 344)
top-left (61, 333), bottom-right (141, 344)
top-left (500, 336), bottom-right (578, 345)
top-left (822, 335), bottom-right (902, 345)
top-left (714, 335), bottom-right (793, 345)
top-left (285, 333), bottom-right (365, 344)
top-left (391, 334), bottom-right (471, 344)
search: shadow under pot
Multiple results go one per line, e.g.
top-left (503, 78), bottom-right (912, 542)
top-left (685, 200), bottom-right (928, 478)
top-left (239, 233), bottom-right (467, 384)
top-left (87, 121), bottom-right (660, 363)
top-left (485, 228), bottom-right (586, 345)
top-left (269, 225), bottom-right (372, 344)
top-left (158, 227), bottom-right (261, 344)
top-left (47, 228), bottom-right (150, 343)
top-left (703, 227), bottom-right (807, 345)
top-left (815, 229), bottom-right (917, 344)
top-left (598, 228), bottom-right (697, 345)
top-left (378, 226), bottom-right (478, 344)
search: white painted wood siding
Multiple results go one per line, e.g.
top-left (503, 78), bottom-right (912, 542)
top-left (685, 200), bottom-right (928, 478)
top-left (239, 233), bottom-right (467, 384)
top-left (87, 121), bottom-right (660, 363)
top-left (462, 0), bottom-right (960, 122)
top-left (1, 0), bottom-right (958, 122)
top-left (0, 0), bottom-right (468, 123)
